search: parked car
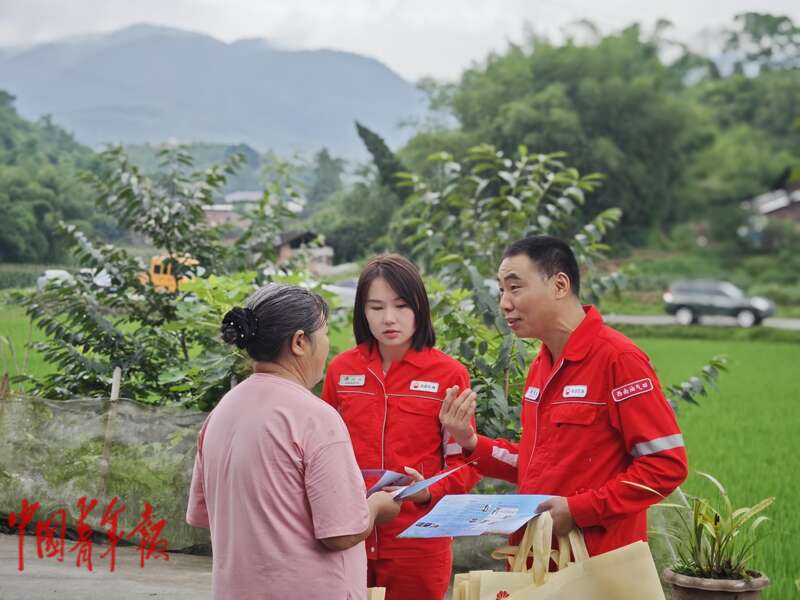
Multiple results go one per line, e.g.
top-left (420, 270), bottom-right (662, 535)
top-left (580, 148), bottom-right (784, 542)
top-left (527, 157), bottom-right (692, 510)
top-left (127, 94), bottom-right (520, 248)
top-left (663, 280), bottom-right (775, 327)
top-left (36, 269), bottom-right (74, 290)
top-left (78, 267), bottom-right (114, 289)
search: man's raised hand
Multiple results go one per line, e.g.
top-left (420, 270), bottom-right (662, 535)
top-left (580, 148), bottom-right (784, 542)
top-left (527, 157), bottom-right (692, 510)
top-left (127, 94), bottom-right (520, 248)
top-left (439, 385), bottom-right (478, 453)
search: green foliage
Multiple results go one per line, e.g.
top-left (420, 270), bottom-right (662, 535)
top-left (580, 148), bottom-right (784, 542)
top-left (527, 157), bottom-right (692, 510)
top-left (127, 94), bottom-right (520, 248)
top-left (232, 158), bottom-right (303, 271)
top-left (410, 27), bottom-right (701, 241)
top-left (0, 302), bottom-right (54, 386)
top-left (311, 166), bottom-right (401, 263)
top-left (658, 473), bottom-right (774, 579)
top-left (389, 144), bottom-right (728, 436)
top-left (720, 221), bottom-right (800, 288)
top-left (397, 129), bottom-right (477, 180)
top-left (18, 240), bottom-right (185, 401)
top-left (690, 72), bottom-right (800, 143)
top-left (14, 145), bottom-right (338, 409)
top-left (125, 142), bottom-right (265, 193)
top-left (398, 14), bottom-right (800, 245)
top-left (305, 147), bottom-right (345, 212)
top-left (14, 146), bottom-right (302, 405)
top-left (355, 121), bottom-right (410, 200)
top-left (82, 145), bottom-right (240, 279)
top-left (0, 91), bottom-right (110, 262)
top-left (165, 269), bottom-right (341, 410)
top-left (682, 68), bottom-right (800, 239)
top-left (684, 125), bottom-right (794, 210)
top-left (662, 356), bottom-right (727, 411)
top-left (557, 335), bottom-right (798, 597)
top-left (161, 272), bottom-right (258, 410)
top-left (426, 277), bottom-right (531, 438)
top-left (389, 145), bottom-right (621, 435)
top-left (391, 145), bottom-right (617, 285)
top-left (725, 12), bottom-right (800, 72)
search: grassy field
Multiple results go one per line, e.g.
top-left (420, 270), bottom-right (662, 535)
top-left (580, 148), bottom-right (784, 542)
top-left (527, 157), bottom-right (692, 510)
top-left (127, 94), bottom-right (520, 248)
top-left (0, 302), bottom-right (55, 385)
top-left (2, 298), bottom-right (796, 598)
top-left (634, 336), bottom-right (798, 600)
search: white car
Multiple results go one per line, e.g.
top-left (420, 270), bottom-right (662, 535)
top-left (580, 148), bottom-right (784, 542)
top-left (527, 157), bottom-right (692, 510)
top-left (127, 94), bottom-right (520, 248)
top-left (78, 268), bottom-right (114, 289)
top-left (36, 269), bottom-right (74, 290)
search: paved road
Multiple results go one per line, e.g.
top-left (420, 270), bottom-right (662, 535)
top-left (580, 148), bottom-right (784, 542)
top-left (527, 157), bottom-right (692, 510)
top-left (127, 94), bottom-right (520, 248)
top-left (603, 314), bottom-right (800, 331)
top-left (0, 533), bottom-right (212, 600)
top-left (0, 532), bottom-right (463, 600)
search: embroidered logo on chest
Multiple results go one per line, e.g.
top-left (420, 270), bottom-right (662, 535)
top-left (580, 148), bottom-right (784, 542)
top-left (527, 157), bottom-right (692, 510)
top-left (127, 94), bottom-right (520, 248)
top-left (562, 385), bottom-right (588, 398)
top-left (612, 378), bottom-right (654, 402)
top-left (410, 380), bottom-right (439, 393)
top-left (524, 386), bottom-right (541, 401)
top-left (339, 374), bottom-right (366, 386)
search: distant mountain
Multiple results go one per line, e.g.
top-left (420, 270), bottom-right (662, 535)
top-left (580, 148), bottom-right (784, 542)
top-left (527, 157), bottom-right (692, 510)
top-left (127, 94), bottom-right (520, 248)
top-left (0, 24), bottom-right (428, 157)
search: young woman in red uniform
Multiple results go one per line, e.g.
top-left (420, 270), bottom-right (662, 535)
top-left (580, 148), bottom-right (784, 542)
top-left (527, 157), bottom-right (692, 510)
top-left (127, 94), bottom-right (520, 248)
top-left (322, 254), bottom-right (480, 600)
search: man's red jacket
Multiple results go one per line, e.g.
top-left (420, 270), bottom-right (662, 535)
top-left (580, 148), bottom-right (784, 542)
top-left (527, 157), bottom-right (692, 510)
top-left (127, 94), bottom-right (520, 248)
top-left (322, 343), bottom-right (480, 559)
top-left (470, 306), bottom-right (688, 555)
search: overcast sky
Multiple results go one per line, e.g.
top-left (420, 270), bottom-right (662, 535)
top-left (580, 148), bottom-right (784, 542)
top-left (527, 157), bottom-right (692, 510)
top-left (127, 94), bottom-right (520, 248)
top-left (1, 0), bottom-right (798, 81)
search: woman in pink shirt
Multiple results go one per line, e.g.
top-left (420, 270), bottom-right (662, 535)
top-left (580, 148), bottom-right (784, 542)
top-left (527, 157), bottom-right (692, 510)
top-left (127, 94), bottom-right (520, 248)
top-left (187, 283), bottom-right (400, 600)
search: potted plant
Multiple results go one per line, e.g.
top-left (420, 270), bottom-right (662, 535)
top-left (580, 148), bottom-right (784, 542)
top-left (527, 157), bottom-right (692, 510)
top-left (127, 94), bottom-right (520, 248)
top-left (659, 472), bottom-right (774, 599)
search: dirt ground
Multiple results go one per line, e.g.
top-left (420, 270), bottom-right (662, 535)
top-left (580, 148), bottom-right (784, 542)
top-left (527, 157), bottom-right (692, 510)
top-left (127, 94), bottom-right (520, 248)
top-left (0, 532), bottom-right (212, 600)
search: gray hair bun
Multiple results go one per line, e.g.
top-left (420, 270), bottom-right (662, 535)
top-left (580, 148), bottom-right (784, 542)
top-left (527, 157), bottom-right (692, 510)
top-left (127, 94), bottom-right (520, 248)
top-left (221, 307), bottom-right (258, 349)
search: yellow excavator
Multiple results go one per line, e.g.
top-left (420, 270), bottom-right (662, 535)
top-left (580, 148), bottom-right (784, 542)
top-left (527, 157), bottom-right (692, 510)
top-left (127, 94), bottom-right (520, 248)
top-left (138, 255), bottom-right (201, 293)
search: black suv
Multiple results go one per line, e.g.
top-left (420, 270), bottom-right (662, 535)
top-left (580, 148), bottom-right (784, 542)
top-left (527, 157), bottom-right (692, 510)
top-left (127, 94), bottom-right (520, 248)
top-left (663, 280), bottom-right (775, 327)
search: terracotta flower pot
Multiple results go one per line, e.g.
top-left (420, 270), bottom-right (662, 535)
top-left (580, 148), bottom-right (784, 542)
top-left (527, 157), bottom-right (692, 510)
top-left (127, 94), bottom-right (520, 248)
top-left (662, 568), bottom-right (771, 600)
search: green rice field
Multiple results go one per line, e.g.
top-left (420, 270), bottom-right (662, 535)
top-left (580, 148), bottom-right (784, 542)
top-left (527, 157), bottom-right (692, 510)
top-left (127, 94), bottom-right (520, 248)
top-left (636, 336), bottom-right (799, 600)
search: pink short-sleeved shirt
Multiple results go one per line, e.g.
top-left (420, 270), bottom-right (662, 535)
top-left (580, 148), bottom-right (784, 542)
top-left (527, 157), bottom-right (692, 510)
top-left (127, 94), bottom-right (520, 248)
top-left (186, 373), bottom-right (370, 600)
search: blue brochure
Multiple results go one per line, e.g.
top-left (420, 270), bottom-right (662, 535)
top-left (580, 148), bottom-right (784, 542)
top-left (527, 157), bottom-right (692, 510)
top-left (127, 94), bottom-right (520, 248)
top-left (361, 469), bottom-right (413, 496)
top-left (391, 461), bottom-right (475, 500)
top-left (398, 494), bottom-right (554, 538)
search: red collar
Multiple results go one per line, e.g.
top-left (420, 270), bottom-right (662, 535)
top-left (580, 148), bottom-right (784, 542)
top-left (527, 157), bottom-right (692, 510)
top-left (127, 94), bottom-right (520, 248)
top-left (357, 342), bottom-right (431, 369)
top-left (539, 305), bottom-right (604, 364)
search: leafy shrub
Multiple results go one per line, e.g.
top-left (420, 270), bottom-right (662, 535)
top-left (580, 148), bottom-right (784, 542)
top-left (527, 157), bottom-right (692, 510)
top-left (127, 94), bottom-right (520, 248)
top-left (14, 147), bottom-right (319, 408)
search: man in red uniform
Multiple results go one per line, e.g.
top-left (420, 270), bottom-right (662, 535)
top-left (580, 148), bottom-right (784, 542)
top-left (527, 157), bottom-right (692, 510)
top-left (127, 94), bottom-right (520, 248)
top-left (440, 235), bottom-right (688, 556)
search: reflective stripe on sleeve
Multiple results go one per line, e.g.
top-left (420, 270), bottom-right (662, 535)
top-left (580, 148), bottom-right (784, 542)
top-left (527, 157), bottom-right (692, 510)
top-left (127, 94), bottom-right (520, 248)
top-left (631, 434), bottom-right (685, 458)
top-left (445, 442), bottom-right (463, 456)
top-left (491, 446), bottom-right (519, 467)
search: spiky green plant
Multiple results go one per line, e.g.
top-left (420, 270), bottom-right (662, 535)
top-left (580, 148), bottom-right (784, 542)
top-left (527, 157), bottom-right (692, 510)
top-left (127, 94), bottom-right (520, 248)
top-left (659, 472), bottom-right (774, 579)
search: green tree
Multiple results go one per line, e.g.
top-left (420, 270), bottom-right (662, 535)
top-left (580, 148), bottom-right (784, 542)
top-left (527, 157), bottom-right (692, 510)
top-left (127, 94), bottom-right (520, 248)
top-left (0, 90), bottom-right (110, 262)
top-left (725, 12), bottom-right (800, 72)
top-left (17, 145), bottom-right (337, 407)
top-left (311, 166), bottom-right (399, 263)
top-left (18, 147), bottom-right (244, 400)
top-left (402, 27), bottom-right (704, 242)
top-left (306, 147), bottom-right (345, 212)
top-left (355, 121), bottom-right (410, 200)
